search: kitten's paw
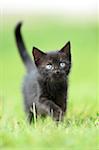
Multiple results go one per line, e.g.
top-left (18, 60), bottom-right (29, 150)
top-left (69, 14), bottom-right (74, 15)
top-left (50, 106), bottom-right (63, 122)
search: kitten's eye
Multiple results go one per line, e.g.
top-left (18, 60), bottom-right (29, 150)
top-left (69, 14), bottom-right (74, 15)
top-left (60, 62), bottom-right (66, 68)
top-left (46, 64), bottom-right (53, 70)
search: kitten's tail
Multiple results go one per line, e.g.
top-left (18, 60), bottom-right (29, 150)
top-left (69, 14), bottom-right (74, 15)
top-left (14, 22), bottom-right (33, 72)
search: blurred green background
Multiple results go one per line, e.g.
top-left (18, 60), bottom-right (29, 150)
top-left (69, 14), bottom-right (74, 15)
top-left (0, 15), bottom-right (98, 148)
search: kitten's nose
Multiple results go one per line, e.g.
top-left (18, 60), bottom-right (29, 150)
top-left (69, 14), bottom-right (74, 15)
top-left (54, 70), bottom-right (60, 74)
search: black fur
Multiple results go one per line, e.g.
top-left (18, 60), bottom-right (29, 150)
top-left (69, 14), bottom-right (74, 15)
top-left (15, 23), bottom-right (33, 72)
top-left (14, 22), bottom-right (72, 123)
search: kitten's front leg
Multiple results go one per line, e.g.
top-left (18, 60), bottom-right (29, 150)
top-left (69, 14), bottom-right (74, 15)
top-left (37, 98), bottom-right (64, 121)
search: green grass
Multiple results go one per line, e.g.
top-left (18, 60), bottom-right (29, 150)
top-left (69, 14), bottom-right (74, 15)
top-left (0, 15), bottom-right (99, 149)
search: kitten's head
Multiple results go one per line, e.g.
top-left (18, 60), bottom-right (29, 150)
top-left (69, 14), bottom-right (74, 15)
top-left (32, 42), bottom-right (71, 82)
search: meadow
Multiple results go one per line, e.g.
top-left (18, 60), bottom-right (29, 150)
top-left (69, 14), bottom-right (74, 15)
top-left (0, 15), bottom-right (98, 149)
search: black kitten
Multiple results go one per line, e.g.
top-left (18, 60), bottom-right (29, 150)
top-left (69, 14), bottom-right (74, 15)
top-left (15, 22), bottom-right (72, 123)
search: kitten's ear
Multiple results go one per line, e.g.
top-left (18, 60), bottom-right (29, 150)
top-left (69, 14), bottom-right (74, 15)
top-left (32, 47), bottom-right (46, 66)
top-left (59, 41), bottom-right (71, 61)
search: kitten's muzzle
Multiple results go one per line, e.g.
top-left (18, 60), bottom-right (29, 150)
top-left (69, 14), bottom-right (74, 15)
top-left (53, 70), bottom-right (63, 78)
top-left (54, 70), bottom-right (60, 74)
